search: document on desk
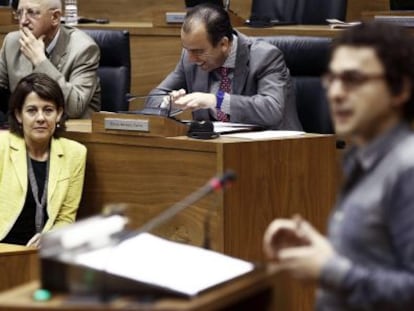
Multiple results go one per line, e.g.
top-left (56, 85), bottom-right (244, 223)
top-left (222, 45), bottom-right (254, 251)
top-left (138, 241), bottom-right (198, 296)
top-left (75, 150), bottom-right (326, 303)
top-left (74, 233), bottom-right (254, 297)
top-left (223, 130), bottom-right (305, 140)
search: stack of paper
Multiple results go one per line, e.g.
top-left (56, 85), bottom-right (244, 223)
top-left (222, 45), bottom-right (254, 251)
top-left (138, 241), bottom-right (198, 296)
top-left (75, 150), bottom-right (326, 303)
top-left (223, 130), bottom-right (305, 140)
top-left (213, 121), bottom-right (263, 134)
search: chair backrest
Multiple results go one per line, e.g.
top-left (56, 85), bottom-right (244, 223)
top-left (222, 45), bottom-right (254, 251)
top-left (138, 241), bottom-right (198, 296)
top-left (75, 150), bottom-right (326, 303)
top-left (255, 36), bottom-right (333, 134)
top-left (250, 0), bottom-right (347, 24)
top-left (82, 29), bottom-right (131, 112)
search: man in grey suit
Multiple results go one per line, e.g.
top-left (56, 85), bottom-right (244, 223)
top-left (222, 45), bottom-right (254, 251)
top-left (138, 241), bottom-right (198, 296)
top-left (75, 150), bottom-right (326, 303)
top-left (146, 4), bottom-right (302, 130)
top-left (0, 0), bottom-right (100, 118)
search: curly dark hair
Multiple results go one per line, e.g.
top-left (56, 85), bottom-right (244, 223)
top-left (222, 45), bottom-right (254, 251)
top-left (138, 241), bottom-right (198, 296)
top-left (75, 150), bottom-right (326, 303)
top-left (331, 21), bottom-right (414, 122)
top-left (182, 3), bottom-right (234, 47)
top-left (8, 72), bottom-right (67, 137)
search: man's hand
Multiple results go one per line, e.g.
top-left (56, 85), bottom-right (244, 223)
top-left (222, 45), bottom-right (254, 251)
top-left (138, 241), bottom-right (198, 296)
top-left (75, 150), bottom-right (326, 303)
top-left (174, 92), bottom-right (216, 110)
top-left (264, 216), bottom-right (335, 281)
top-left (263, 217), bottom-right (310, 260)
top-left (19, 27), bottom-right (47, 66)
top-left (160, 89), bottom-right (186, 109)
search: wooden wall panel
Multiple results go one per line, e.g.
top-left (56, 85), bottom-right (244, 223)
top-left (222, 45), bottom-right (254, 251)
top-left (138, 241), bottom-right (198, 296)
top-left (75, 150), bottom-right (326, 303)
top-left (346, 0), bottom-right (389, 21)
top-left (78, 0), bottom-right (252, 23)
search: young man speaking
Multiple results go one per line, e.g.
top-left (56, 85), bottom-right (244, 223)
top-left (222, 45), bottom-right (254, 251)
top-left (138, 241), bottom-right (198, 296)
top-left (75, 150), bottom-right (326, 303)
top-left (264, 22), bottom-right (414, 310)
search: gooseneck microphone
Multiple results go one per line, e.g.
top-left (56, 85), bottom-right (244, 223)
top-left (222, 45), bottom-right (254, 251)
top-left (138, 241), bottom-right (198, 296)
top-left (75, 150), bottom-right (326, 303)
top-left (120, 170), bottom-right (236, 241)
top-left (125, 93), bottom-right (169, 103)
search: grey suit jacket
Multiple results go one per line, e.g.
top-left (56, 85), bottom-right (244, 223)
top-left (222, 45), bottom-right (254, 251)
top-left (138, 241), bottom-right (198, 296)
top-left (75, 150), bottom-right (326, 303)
top-left (0, 25), bottom-right (101, 118)
top-left (147, 31), bottom-right (302, 130)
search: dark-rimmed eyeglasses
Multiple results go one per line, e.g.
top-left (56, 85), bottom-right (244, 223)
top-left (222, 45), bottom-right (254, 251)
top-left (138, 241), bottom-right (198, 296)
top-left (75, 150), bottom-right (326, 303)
top-left (322, 70), bottom-right (385, 90)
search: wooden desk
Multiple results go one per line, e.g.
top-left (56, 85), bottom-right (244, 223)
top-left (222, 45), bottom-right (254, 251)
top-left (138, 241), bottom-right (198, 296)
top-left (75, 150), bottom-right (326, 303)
top-left (0, 244), bottom-right (38, 292)
top-left (62, 120), bottom-right (337, 311)
top-left (65, 124), bottom-right (337, 261)
top-left (0, 267), bottom-right (280, 310)
top-left (361, 10), bottom-right (414, 21)
top-left (0, 24), bottom-right (341, 110)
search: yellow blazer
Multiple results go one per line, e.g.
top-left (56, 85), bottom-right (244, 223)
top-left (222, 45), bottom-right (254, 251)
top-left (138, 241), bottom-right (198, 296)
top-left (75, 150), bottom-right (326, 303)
top-left (0, 131), bottom-right (87, 240)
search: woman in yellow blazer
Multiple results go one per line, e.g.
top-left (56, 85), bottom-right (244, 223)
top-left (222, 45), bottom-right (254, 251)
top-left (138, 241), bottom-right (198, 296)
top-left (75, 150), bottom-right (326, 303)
top-left (0, 73), bottom-right (86, 247)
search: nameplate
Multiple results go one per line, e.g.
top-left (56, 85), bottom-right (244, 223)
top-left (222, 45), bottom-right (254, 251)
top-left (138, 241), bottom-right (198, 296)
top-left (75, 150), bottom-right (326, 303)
top-left (104, 118), bottom-right (149, 132)
top-left (165, 12), bottom-right (186, 24)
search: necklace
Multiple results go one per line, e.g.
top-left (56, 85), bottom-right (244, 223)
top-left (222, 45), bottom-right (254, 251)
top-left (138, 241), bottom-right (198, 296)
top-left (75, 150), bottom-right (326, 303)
top-left (27, 152), bottom-right (50, 233)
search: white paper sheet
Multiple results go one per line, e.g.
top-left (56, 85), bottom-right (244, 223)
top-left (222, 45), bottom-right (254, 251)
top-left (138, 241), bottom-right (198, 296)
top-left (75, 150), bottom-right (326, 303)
top-left (223, 130), bottom-right (305, 140)
top-left (74, 233), bottom-right (254, 296)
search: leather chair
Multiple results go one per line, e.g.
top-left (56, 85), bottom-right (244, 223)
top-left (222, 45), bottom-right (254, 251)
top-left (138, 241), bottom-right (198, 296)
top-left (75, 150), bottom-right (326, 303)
top-left (83, 29), bottom-right (131, 112)
top-left (255, 36), bottom-right (334, 134)
top-left (250, 0), bottom-right (347, 25)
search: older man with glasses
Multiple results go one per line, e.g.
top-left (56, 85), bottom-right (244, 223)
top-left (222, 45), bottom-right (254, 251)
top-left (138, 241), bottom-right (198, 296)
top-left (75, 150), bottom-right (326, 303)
top-left (264, 22), bottom-right (414, 310)
top-left (0, 0), bottom-right (100, 118)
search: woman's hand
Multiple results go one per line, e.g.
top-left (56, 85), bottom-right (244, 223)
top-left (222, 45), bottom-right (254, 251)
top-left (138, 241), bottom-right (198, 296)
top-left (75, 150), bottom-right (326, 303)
top-left (26, 233), bottom-right (42, 248)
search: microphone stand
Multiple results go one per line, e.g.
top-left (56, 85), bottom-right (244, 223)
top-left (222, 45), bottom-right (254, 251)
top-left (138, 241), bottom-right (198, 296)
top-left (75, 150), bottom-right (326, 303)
top-left (119, 170), bottom-right (236, 242)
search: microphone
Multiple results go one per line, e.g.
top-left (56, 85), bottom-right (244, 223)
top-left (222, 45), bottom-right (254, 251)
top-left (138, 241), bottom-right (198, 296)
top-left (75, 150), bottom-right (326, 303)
top-left (124, 93), bottom-right (184, 118)
top-left (121, 170), bottom-right (236, 241)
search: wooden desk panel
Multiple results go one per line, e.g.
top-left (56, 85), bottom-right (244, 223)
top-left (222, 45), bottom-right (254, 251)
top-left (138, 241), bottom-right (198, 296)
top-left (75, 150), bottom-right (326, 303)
top-left (0, 244), bottom-right (38, 292)
top-left (0, 267), bottom-right (277, 310)
top-left (361, 10), bottom-right (414, 21)
top-left (64, 130), bottom-right (337, 262)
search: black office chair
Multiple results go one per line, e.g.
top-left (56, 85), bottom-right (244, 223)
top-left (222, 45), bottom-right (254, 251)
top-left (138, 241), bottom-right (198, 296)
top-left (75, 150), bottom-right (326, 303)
top-left (250, 0), bottom-right (347, 25)
top-left (83, 29), bottom-right (131, 112)
top-left (256, 36), bottom-right (333, 134)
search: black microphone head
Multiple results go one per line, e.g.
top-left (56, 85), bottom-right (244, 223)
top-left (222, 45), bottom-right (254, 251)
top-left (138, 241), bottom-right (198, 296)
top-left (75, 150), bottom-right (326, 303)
top-left (209, 170), bottom-right (236, 191)
top-left (219, 170), bottom-right (237, 187)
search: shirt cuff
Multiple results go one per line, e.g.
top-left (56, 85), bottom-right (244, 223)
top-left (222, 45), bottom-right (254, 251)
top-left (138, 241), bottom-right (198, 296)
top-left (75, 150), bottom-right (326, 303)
top-left (220, 93), bottom-right (230, 115)
top-left (320, 255), bottom-right (352, 289)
